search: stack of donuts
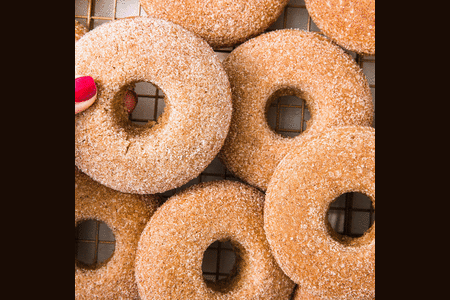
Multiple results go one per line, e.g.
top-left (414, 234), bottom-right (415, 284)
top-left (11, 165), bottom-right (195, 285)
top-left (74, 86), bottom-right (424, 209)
top-left (75, 0), bottom-right (375, 299)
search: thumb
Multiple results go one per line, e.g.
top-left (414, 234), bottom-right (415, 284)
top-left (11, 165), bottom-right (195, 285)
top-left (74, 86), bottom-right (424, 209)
top-left (75, 75), bottom-right (97, 114)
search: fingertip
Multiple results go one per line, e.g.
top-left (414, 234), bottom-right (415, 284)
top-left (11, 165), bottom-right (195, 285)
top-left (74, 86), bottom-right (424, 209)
top-left (75, 95), bottom-right (97, 114)
top-left (124, 90), bottom-right (138, 114)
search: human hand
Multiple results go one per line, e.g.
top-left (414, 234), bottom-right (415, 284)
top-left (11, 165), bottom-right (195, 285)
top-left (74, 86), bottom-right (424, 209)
top-left (75, 75), bottom-right (137, 115)
top-left (75, 75), bottom-right (97, 114)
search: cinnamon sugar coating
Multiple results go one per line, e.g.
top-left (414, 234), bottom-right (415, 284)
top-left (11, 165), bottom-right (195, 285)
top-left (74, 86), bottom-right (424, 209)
top-left (305, 0), bottom-right (375, 55)
top-left (75, 20), bottom-right (87, 43)
top-left (265, 126), bottom-right (375, 300)
top-left (136, 180), bottom-right (295, 299)
top-left (293, 287), bottom-right (322, 300)
top-left (139, 0), bottom-right (289, 48)
top-left (75, 167), bottom-right (159, 299)
top-left (219, 30), bottom-right (374, 191)
top-left (75, 17), bottom-right (232, 194)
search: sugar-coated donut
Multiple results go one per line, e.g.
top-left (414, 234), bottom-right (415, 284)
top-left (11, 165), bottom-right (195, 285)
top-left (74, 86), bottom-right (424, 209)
top-left (139, 0), bottom-right (289, 48)
top-left (265, 126), bottom-right (375, 300)
top-left (75, 167), bottom-right (159, 299)
top-left (305, 0), bottom-right (375, 55)
top-left (75, 20), bottom-right (87, 43)
top-left (219, 30), bottom-right (374, 191)
top-left (293, 287), bottom-right (322, 300)
top-left (75, 17), bottom-right (232, 194)
top-left (136, 180), bottom-right (295, 299)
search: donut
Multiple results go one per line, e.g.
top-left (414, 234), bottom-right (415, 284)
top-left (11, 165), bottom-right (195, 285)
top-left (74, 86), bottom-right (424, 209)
top-left (139, 0), bottom-right (290, 48)
top-left (135, 180), bottom-right (295, 299)
top-left (305, 0), bottom-right (375, 55)
top-left (219, 30), bottom-right (374, 191)
top-left (264, 126), bottom-right (375, 299)
top-left (75, 167), bottom-right (159, 299)
top-left (293, 287), bottom-right (321, 300)
top-left (75, 20), bottom-right (87, 43)
top-left (75, 17), bottom-right (232, 194)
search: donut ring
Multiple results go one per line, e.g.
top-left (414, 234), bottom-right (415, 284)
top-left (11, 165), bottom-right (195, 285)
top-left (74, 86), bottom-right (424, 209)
top-left (219, 30), bottom-right (374, 191)
top-left (139, 0), bottom-right (290, 48)
top-left (264, 126), bottom-right (375, 299)
top-left (75, 17), bottom-right (232, 194)
top-left (136, 180), bottom-right (295, 299)
top-left (305, 0), bottom-right (375, 55)
top-left (75, 20), bottom-right (87, 43)
top-left (75, 167), bottom-right (159, 299)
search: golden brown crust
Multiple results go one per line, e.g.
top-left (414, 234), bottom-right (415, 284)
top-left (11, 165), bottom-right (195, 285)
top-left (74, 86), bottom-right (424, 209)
top-left (305, 0), bottom-right (375, 55)
top-left (139, 0), bottom-right (290, 48)
top-left (136, 180), bottom-right (295, 299)
top-left (75, 20), bottom-right (87, 43)
top-left (219, 30), bottom-right (374, 191)
top-left (75, 17), bottom-right (232, 194)
top-left (75, 167), bottom-right (159, 299)
top-left (265, 126), bottom-right (375, 300)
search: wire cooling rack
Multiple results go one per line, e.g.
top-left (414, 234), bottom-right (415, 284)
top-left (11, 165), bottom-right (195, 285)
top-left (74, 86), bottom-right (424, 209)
top-left (75, 0), bottom-right (375, 297)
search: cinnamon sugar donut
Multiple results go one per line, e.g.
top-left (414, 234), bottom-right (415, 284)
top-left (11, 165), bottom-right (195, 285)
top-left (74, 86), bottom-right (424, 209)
top-left (305, 0), bottom-right (375, 55)
top-left (264, 126), bottom-right (375, 300)
top-left (75, 20), bottom-right (87, 42)
top-left (293, 287), bottom-right (321, 300)
top-left (75, 17), bottom-right (232, 194)
top-left (219, 30), bottom-right (374, 191)
top-left (75, 167), bottom-right (159, 299)
top-left (139, 0), bottom-right (289, 48)
top-left (136, 180), bottom-right (295, 299)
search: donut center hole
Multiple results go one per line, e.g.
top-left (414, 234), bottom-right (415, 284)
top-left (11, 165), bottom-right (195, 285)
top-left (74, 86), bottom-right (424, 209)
top-left (326, 192), bottom-right (375, 245)
top-left (75, 220), bottom-right (116, 270)
top-left (202, 240), bottom-right (243, 293)
top-left (266, 88), bottom-right (312, 138)
top-left (128, 81), bottom-right (167, 127)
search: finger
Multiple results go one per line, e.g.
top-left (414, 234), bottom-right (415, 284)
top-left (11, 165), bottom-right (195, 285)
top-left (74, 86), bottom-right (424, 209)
top-left (75, 75), bottom-right (97, 114)
top-left (75, 76), bottom-right (138, 115)
top-left (124, 90), bottom-right (138, 114)
top-left (75, 97), bottom-right (97, 114)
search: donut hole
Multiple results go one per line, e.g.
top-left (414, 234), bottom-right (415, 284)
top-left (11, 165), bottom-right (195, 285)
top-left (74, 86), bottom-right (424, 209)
top-left (127, 81), bottom-right (168, 127)
top-left (266, 87), bottom-right (312, 138)
top-left (202, 240), bottom-right (245, 294)
top-left (326, 192), bottom-right (375, 246)
top-left (75, 220), bottom-right (116, 270)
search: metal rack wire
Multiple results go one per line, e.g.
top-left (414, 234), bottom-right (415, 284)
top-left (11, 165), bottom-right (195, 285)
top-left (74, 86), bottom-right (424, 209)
top-left (75, 0), bottom-right (375, 296)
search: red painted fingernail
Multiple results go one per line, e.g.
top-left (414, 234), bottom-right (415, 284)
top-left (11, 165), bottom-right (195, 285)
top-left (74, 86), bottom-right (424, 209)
top-left (124, 90), bottom-right (138, 114)
top-left (75, 76), bottom-right (97, 103)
